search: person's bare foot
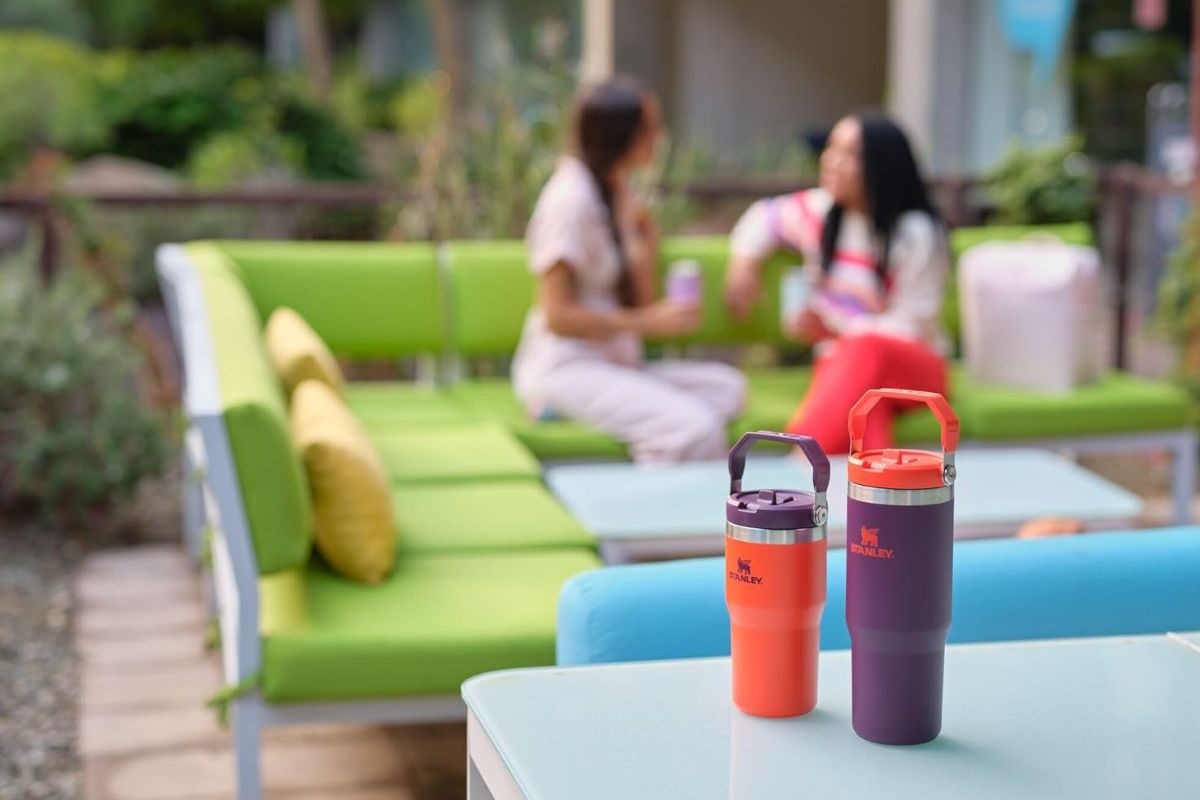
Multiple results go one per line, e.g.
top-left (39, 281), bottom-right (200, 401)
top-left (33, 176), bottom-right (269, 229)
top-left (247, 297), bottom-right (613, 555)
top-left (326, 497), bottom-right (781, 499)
top-left (1017, 517), bottom-right (1086, 539)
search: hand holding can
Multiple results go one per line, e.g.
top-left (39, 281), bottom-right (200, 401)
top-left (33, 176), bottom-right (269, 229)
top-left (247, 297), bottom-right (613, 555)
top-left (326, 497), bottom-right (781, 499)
top-left (666, 259), bottom-right (704, 307)
top-left (779, 266), bottom-right (810, 330)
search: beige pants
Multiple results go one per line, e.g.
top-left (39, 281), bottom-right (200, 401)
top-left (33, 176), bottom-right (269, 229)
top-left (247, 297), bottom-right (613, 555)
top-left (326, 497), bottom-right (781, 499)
top-left (535, 360), bottom-right (747, 463)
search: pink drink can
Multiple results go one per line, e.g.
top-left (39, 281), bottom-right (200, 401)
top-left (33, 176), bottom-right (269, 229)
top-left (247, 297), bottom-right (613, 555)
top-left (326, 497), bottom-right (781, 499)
top-left (667, 260), bottom-right (703, 305)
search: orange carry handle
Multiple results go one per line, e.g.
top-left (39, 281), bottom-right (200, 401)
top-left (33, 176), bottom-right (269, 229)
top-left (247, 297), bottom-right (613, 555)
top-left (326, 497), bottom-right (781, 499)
top-left (848, 389), bottom-right (959, 456)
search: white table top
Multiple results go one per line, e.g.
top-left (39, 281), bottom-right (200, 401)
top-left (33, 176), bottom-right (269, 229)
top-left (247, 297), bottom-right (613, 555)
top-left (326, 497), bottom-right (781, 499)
top-left (464, 633), bottom-right (1200, 800)
top-left (546, 449), bottom-right (1142, 547)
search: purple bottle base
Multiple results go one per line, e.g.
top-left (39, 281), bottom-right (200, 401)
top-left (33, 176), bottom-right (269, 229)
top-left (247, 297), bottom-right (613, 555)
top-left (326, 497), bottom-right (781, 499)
top-left (851, 646), bottom-right (944, 745)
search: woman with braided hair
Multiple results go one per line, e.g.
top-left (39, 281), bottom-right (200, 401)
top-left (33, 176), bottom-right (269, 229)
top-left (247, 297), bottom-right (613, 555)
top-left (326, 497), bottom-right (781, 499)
top-left (512, 77), bottom-right (746, 462)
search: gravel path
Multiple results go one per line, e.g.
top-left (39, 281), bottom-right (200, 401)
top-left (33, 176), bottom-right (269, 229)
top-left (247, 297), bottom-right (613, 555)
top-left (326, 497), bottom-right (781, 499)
top-left (0, 521), bottom-right (85, 800)
top-left (0, 469), bottom-right (180, 800)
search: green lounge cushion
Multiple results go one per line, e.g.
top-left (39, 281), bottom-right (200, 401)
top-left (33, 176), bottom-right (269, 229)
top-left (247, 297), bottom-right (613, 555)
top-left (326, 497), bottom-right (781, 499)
top-left (960, 370), bottom-right (1190, 440)
top-left (447, 379), bottom-right (628, 460)
top-left (259, 548), bottom-right (603, 703)
top-left (212, 241), bottom-right (445, 357)
top-left (369, 421), bottom-right (542, 483)
top-left (444, 240), bottom-right (532, 357)
top-left (391, 481), bottom-right (593, 554)
top-left (185, 243), bottom-right (312, 575)
top-left (344, 382), bottom-right (472, 427)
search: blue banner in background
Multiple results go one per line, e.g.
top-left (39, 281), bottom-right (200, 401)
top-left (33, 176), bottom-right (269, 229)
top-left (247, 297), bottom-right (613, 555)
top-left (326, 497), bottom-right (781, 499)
top-left (997, 0), bottom-right (1078, 82)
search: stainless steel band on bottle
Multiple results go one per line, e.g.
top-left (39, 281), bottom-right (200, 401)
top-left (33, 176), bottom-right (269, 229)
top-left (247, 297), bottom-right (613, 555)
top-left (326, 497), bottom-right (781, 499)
top-left (725, 522), bottom-right (827, 544)
top-left (847, 483), bottom-right (954, 507)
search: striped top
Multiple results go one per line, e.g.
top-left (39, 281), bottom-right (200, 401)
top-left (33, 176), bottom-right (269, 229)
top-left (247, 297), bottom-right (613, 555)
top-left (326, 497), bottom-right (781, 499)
top-left (730, 188), bottom-right (950, 353)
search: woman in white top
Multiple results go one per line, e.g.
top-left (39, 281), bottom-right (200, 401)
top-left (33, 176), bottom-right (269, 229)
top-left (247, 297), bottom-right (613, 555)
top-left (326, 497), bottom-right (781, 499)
top-left (513, 78), bottom-right (746, 463)
top-left (724, 113), bottom-right (950, 454)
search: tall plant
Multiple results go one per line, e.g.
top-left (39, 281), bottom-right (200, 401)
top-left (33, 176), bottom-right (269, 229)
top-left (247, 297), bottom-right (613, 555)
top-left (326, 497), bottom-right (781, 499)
top-left (389, 64), bottom-right (572, 241)
top-left (1157, 209), bottom-right (1200, 405)
top-left (388, 64), bottom-right (713, 240)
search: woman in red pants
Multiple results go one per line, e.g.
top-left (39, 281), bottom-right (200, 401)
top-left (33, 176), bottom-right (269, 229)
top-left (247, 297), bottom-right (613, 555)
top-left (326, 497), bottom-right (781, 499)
top-left (724, 113), bottom-right (949, 454)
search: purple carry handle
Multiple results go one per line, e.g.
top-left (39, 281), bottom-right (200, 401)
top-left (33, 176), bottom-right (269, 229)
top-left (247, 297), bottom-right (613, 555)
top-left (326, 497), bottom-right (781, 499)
top-left (728, 431), bottom-right (831, 496)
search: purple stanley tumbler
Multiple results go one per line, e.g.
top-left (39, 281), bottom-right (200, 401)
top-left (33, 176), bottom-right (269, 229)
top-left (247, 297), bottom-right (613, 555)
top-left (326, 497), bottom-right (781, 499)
top-left (845, 388), bottom-right (960, 745)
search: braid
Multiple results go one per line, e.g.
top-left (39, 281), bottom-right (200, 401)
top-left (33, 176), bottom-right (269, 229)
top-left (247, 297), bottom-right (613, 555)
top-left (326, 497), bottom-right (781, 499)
top-left (587, 165), bottom-right (636, 307)
top-left (574, 78), bottom-right (646, 308)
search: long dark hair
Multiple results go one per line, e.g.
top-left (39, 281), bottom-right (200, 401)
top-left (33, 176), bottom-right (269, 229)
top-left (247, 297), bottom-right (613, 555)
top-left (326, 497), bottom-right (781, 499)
top-left (819, 114), bottom-right (939, 281)
top-left (574, 77), bottom-right (647, 307)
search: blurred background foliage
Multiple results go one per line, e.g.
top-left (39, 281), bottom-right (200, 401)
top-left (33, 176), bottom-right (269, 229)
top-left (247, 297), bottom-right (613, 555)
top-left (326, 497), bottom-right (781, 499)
top-left (984, 135), bottom-right (1097, 225)
top-left (0, 247), bottom-right (168, 518)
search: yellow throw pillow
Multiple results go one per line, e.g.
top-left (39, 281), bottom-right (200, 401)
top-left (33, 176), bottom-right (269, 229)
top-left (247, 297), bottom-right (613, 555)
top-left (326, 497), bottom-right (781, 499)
top-left (265, 307), bottom-right (345, 396)
top-left (290, 379), bottom-right (396, 584)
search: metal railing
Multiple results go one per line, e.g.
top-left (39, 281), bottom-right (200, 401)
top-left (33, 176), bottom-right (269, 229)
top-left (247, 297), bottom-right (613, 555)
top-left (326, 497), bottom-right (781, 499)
top-left (0, 165), bottom-right (1189, 369)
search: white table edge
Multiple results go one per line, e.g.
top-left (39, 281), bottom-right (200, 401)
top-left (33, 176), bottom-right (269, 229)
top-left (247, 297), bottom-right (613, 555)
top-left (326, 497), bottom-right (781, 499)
top-left (467, 709), bottom-right (528, 800)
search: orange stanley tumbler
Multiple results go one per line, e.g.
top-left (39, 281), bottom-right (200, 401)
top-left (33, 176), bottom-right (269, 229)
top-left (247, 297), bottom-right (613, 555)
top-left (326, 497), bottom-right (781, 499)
top-left (725, 431), bottom-right (831, 717)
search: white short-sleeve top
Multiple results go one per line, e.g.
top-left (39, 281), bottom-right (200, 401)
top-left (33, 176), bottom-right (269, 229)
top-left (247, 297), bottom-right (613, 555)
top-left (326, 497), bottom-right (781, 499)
top-left (730, 187), bottom-right (950, 354)
top-left (512, 156), bottom-right (642, 404)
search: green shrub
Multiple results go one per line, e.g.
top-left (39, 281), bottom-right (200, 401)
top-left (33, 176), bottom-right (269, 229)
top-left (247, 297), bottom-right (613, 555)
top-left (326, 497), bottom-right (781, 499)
top-left (0, 32), bottom-right (109, 178)
top-left (187, 128), bottom-right (304, 189)
top-left (100, 45), bottom-right (263, 169)
top-left (0, 259), bottom-right (167, 518)
top-left (984, 135), bottom-right (1096, 225)
top-left (100, 46), bottom-right (365, 181)
top-left (273, 86), bottom-right (366, 181)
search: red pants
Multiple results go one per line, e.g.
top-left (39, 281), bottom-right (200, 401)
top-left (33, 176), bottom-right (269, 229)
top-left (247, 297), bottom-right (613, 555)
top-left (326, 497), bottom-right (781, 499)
top-left (785, 334), bottom-right (947, 455)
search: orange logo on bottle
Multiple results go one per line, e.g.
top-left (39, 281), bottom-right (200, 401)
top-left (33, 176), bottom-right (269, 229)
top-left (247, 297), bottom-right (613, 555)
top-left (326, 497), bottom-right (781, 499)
top-left (850, 526), bottom-right (894, 560)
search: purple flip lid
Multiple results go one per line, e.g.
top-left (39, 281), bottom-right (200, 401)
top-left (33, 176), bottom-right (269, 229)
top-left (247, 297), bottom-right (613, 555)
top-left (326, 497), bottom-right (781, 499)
top-left (726, 488), bottom-right (819, 530)
top-left (726, 431), bottom-right (830, 532)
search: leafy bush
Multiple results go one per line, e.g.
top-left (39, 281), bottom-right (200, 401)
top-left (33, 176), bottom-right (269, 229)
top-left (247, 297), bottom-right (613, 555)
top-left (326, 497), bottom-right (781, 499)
top-left (1157, 210), bottom-right (1200, 406)
top-left (100, 45), bottom-right (365, 181)
top-left (0, 259), bottom-right (168, 518)
top-left (273, 86), bottom-right (366, 180)
top-left (187, 127), bottom-right (303, 189)
top-left (984, 136), bottom-right (1097, 224)
top-left (0, 32), bottom-right (109, 179)
top-left (99, 45), bottom-right (263, 169)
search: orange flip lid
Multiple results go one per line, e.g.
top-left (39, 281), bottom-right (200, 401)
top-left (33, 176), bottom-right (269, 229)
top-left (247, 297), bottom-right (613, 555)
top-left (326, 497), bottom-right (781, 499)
top-left (849, 448), bottom-right (946, 489)
top-left (847, 389), bottom-right (959, 491)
